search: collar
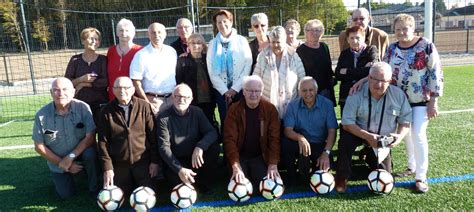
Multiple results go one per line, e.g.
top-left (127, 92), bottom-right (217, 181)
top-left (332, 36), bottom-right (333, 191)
top-left (53, 100), bottom-right (74, 116)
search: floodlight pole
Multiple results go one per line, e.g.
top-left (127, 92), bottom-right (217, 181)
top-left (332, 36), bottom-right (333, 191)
top-left (424, 0), bottom-right (434, 42)
top-left (19, 0), bottom-right (37, 94)
top-left (189, 0), bottom-right (196, 33)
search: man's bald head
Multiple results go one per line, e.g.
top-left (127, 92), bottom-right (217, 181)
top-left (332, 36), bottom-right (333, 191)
top-left (50, 77), bottom-right (75, 109)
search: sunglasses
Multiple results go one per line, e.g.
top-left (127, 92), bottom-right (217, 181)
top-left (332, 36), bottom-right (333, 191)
top-left (253, 24), bottom-right (266, 28)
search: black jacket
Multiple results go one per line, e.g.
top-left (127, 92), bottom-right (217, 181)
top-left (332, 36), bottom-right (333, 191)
top-left (335, 45), bottom-right (379, 105)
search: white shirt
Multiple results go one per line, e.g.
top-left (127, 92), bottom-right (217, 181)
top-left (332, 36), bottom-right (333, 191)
top-left (130, 43), bottom-right (177, 94)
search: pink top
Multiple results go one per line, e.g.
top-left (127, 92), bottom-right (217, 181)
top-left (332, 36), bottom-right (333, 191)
top-left (106, 44), bottom-right (143, 100)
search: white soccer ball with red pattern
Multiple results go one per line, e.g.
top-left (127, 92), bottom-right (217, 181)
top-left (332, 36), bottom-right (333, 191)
top-left (227, 178), bottom-right (253, 202)
top-left (309, 170), bottom-right (335, 194)
top-left (170, 183), bottom-right (197, 209)
top-left (129, 186), bottom-right (156, 211)
top-left (259, 176), bottom-right (284, 200)
top-left (97, 186), bottom-right (124, 211)
top-left (367, 169), bottom-right (394, 194)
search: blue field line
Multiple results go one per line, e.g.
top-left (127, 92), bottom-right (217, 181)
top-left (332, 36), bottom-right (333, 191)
top-left (150, 173), bottom-right (474, 211)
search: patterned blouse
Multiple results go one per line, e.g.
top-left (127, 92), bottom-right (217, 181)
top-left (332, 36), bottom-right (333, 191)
top-left (384, 37), bottom-right (444, 104)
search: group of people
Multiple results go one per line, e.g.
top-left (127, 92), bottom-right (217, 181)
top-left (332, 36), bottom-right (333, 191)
top-left (32, 7), bottom-right (443, 202)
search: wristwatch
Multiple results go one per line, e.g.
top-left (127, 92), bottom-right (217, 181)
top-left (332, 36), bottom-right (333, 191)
top-left (68, 152), bottom-right (77, 159)
top-left (324, 149), bottom-right (331, 155)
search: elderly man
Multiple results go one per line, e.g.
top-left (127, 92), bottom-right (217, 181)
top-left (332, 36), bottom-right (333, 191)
top-left (335, 62), bottom-right (411, 193)
top-left (338, 8), bottom-right (389, 61)
top-left (98, 77), bottom-right (158, 197)
top-left (170, 18), bottom-right (193, 56)
top-left (224, 75), bottom-right (280, 190)
top-left (157, 84), bottom-right (219, 193)
top-left (130, 22), bottom-right (177, 115)
top-left (281, 76), bottom-right (338, 186)
top-left (32, 77), bottom-right (99, 199)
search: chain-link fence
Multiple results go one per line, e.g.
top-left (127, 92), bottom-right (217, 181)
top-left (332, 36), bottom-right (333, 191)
top-left (1, 1), bottom-right (474, 123)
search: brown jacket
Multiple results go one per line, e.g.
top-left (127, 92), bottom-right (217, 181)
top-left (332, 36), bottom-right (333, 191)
top-left (223, 98), bottom-right (280, 167)
top-left (339, 26), bottom-right (389, 61)
top-left (98, 96), bottom-right (159, 171)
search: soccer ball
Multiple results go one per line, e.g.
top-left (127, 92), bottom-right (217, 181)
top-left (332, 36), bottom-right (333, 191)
top-left (129, 186), bottom-right (156, 211)
top-left (97, 186), bottom-right (124, 211)
top-left (367, 169), bottom-right (394, 194)
top-left (309, 170), bottom-right (335, 194)
top-left (170, 183), bottom-right (197, 209)
top-left (259, 176), bottom-right (284, 200)
top-left (227, 178), bottom-right (253, 202)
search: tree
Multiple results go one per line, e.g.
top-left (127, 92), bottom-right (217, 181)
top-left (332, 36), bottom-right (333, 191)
top-left (0, 1), bottom-right (26, 52)
top-left (32, 17), bottom-right (51, 51)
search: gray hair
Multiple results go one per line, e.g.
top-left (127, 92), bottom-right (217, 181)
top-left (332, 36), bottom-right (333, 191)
top-left (352, 7), bottom-right (370, 18)
top-left (116, 18), bottom-right (135, 33)
top-left (298, 76), bottom-right (318, 91)
top-left (173, 83), bottom-right (193, 95)
top-left (176, 18), bottom-right (193, 28)
top-left (269, 26), bottom-right (287, 42)
top-left (250, 13), bottom-right (268, 26)
top-left (393, 13), bottom-right (415, 30)
top-left (369, 62), bottom-right (393, 80)
top-left (304, 19), bottom-right (325, 34)
top-left (284, 19), bottom-right (301, 32)
top-left (243, 75), bottom-right (264, 90)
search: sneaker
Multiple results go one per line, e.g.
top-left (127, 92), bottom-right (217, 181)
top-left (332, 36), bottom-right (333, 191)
top-left (395, 168), bottom-right (414, 177)
top-left (415, 180), bottom-right (429, 193)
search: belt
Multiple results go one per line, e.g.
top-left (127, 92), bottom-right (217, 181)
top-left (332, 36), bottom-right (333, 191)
top-left (146, 92), bottom-right (171, 98)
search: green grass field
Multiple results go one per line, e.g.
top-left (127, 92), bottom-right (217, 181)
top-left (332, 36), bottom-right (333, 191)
top-left (0, 65), bottom-right (473, 211)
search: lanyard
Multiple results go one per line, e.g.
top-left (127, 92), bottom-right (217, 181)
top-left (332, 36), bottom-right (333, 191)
top-left (367, 89), bottom-right (387, 135)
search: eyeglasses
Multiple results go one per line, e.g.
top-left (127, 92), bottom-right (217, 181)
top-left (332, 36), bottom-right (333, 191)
top-left (188, 42), bottom-right (203, 45)
top-left (113, 86), bottom-right (133, 90)
top-left (174, 95), bottom-right (192, 100)
top-left (304, 28), bottom-right (322, 33)
top-left (369, 76), bottom-right (391, 83)
top-left (352, 17), bottom-right (366, 22)
top-left (253, 24), bottom-right (266, 28)
top-left (245, 89), bottom-right (262, 94)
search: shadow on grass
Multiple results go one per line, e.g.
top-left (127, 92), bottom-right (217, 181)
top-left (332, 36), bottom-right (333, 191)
top-left (0, 155), bottom-right (97, 210)
top-left (0, 134), bottom-right (32, 139)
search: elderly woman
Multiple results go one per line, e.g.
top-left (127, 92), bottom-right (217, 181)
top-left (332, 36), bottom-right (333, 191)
top-left (384, 14), bottom-right (443, 193)
top-left (249, 13), bottom-right (270, 75)
top-left (284, 19), bottom-right (303, 48)
top-left (296, 19), bottom-right (336, 105)
top-left (253, 26), bottom-right (305, 118)
top-left (65, 27), bottom-right (107, 123)
top-left (106, 18), bottom-right (142, 101)
top-left (207, 9), bottom-right (252, 124)
top-left (335, 25), bottom-right (378, 114)
top-left (176, 33), bottom-right (216, 124)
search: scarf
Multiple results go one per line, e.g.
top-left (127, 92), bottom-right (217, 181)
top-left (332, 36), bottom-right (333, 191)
top-left (267, 48), bottom-right (294, 118)
top-left (212, 28), bottom-right (237, 88)
top-left (351, 43), bottom-right (367, 67)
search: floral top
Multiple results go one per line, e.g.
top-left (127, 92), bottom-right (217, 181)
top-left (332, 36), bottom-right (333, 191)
top-left (384, 37), bottom-right (444, 104)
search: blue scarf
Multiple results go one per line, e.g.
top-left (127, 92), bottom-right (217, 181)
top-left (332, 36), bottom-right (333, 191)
top-left (212, 29), bottom-right (237, 88)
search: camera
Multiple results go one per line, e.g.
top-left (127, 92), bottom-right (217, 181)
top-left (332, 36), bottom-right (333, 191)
top-left (377, 135), bottom-right (394, 148)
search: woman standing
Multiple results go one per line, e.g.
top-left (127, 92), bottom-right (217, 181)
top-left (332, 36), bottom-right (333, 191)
top-left (176, 33), bottom-right (216, 124)
top-left (296, 19), bottom-right (336, 105)
top-left (207, 9), bottom-right (252, 124)
top-left (106, 18), bottom-right (142, 101)
top-left (65, 27), bottom-right (107, 123)
top-left (284, 19), bottom-right (303, 49)
top-left (335, 26), bottom-right (378, 114)
top-left (384, 14), bottom-right (443, 193)
top-left (253, 26), bottom-right (305, 118)
top-left (249, 13), bottom-right (270, 75)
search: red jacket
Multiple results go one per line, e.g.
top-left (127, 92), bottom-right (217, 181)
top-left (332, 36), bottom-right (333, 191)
top-left (223, 98), bottom-right (280, 167)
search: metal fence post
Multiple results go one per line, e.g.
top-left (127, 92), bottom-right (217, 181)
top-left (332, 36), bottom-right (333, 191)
top-left (2, 55), bottom-right (10, 85)
top-left (467, 28), bottom-right (470, 54)
top-left (19, 0), bottom-right (37, 94)
top-left (111, 18), bottom-right (116, 45)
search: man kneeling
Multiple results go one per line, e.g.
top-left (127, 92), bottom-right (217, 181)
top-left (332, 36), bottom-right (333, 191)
top-left (335, 62), bottom-right (411, 193)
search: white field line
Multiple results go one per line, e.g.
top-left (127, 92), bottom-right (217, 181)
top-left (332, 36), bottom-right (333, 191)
top-left (0, 120), bottom-right (15, 128)
top-left (0, 108), bottom-right (473, 151)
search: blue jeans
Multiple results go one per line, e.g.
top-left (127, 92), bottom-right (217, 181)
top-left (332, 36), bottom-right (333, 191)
top-left (51, 147), bottom-right (99, 199)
